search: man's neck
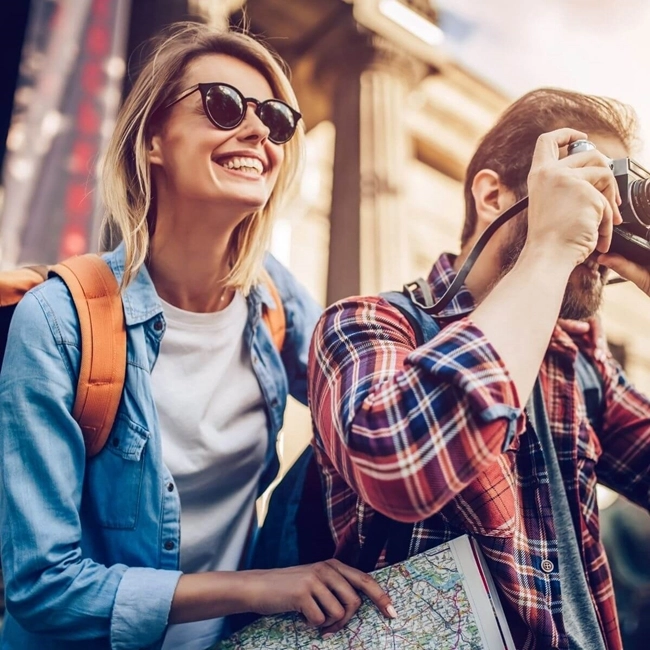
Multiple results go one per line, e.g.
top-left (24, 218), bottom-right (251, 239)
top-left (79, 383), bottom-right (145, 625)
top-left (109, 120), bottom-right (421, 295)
top-left (452, 241), bottom-right (503, 306)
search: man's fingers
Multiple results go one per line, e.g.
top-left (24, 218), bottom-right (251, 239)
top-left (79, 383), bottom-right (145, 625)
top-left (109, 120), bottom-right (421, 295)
top-left (598, 253), bottom-right (650, 295)
top-left (596, 194), bottom-right (614, 254)
top-left (571, 167), bottom-right (622, 225)
top-left (562, 149), bottom-right (623, 213)
top-left (558, 319), bottom-right (590, 334)
top-left (531, 128), bottom-right (589, 166)
top-left (560, 149), bottom-right (612, 170)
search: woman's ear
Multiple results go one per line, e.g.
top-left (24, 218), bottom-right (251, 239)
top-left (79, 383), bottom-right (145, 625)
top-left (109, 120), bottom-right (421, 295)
top-left (471, 169), bottom-right (517, 229)
top-left (148, 133), bottom-right (164, 167)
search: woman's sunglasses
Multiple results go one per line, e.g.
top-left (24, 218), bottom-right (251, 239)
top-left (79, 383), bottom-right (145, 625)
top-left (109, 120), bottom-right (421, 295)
top-left (163, 82), bottom-right (302, 145)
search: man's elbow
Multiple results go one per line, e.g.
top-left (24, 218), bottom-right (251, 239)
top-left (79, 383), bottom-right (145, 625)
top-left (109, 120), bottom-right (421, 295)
top-left (355, 477), bottom-right (445, 524)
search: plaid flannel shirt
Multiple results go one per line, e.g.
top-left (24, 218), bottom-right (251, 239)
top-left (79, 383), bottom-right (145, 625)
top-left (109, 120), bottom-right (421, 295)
top-left (308, 253), bottom-right (650, 650)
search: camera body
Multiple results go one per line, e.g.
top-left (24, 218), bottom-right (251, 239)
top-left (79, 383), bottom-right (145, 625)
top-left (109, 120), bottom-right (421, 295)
top-left (568, 139), bottom-right (650, 266)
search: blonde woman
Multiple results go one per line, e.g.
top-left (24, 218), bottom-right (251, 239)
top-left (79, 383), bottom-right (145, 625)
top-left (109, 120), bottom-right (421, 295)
top-left (0, 22), bottom-right (393, 650)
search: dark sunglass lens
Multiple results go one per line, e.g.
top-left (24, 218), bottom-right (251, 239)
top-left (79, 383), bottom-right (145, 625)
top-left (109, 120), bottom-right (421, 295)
top-left (258, 101), bottom-right (296, 144)
top-left (206, 85), bottom-right (244, 128)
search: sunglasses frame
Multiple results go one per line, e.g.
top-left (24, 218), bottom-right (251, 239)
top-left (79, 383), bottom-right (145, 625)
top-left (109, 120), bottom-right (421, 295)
top-left (163, 82), bottom-right (302, 145)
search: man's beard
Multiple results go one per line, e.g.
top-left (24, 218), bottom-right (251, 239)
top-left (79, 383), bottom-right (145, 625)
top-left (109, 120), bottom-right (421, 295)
top-left (496, 213), bottom-right (606, 321)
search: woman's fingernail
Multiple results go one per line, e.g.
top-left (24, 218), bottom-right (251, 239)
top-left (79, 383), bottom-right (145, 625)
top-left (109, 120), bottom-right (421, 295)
top-left (322, 633), bottom-right (334, 639)
top-left (387, 605), bottom-right (398, 619)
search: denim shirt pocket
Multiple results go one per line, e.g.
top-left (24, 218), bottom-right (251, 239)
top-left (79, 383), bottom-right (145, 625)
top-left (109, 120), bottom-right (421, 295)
top-left (83, 413), bottom-right (150, 529)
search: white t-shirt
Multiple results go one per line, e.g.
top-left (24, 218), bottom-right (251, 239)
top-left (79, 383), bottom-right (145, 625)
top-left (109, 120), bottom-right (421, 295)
top-left (152, 292), bottom-right (268, 650)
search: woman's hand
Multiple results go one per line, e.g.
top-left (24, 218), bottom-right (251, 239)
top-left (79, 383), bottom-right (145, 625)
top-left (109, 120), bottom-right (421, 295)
top-left (169, 560), bottom-right (394, 635)
top-left (243, 559), bottom-right (396, 635)
top-left (598, 252), bottom-right (650, 296)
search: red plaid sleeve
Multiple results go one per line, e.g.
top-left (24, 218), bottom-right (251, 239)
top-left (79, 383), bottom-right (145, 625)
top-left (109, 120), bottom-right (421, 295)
top-left (308, 295), bottom-right (525, 522)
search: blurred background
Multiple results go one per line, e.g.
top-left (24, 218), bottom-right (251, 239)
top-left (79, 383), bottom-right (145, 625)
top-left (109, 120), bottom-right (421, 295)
top-left (2, 1), bottom-right (650, 646)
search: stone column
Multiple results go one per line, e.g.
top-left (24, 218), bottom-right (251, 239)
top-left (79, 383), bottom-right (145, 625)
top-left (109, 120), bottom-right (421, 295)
top-left (327, 32), bottom-right (424, 304)
top-left (188, 0), bottom-right (245, 27)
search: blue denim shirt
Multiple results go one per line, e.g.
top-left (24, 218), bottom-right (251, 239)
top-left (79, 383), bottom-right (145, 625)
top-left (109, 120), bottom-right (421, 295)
top-left (0, 243), bottom-right (321, 650)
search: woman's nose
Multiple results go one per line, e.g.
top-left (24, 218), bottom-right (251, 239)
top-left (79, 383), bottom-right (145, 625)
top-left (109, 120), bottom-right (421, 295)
top-left (238, 103), bottom-right (269, 142)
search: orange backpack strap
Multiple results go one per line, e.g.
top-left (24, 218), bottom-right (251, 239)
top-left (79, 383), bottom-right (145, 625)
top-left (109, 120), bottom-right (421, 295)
top-left (51, 255), bottom-right (126, 457)
top-left (260, 269), bottom-right (286, 353)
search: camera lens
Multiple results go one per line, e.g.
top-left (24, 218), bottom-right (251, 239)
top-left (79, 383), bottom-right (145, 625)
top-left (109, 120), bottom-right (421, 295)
top-left (567, 139), bottom-right (596, 155)
top-left (630, 178), bottom-right (650, 226)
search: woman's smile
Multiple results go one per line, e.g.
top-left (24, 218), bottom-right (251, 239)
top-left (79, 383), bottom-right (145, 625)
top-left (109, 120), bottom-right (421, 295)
top-left (212, 150), bottom-right (267, 178)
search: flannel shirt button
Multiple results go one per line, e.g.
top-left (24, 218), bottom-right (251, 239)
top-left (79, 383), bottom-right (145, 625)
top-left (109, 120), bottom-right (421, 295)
top-left (541, 559), bottom-right (554, 573)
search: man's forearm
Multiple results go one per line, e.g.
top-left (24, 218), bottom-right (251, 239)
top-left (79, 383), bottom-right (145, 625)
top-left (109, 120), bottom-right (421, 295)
top-left (472, 245), bottom-right (574, 406)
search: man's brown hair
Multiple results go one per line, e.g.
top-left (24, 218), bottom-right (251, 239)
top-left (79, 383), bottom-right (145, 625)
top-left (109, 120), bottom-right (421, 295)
top-left (461, 88), bottom-right (639, 246)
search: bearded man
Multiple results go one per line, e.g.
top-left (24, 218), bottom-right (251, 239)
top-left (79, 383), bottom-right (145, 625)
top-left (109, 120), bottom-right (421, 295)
top-left (307, 88), bottom-right (650, 650)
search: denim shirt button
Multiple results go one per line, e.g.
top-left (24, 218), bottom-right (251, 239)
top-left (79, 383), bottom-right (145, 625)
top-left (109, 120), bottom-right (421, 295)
top-left (166, 482), bottom-right (174, 492)
top-left (270, 398), bottom-right (279, 408)
top-left (164, 540), bottom-right (175, 551)
top-left (153, 319), bottom-right (164, 332)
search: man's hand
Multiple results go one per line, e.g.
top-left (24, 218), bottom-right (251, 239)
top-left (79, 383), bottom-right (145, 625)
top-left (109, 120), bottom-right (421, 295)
top-left (558, 319), bottom-right (590, 335)
top-left (526, 128), bottom-right (622, 268)
top-left (598, 252), bottom-right (650, 295)
top-left (243, 559), bottom-right (396, 635)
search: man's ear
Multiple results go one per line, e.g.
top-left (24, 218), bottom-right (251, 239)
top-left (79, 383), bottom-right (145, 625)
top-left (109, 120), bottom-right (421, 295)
top-left (471, 169), bottom-right (516, 229)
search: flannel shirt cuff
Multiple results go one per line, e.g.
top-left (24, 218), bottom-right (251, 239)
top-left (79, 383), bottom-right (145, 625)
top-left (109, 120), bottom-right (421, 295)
top-left (407, 318), bottom-right (523, 451)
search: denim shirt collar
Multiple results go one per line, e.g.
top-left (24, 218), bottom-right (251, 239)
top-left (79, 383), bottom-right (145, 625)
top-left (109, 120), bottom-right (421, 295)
top-left (103, 243), bottom-right (163, 326)
top-left (252, 276), bottom-right (279, 312)
top-left (103, 243), bottom-right (277, 327)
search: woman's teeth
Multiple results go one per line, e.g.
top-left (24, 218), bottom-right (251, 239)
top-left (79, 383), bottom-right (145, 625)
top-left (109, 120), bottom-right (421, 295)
top-left (218, 156), bottom-right (263, 175)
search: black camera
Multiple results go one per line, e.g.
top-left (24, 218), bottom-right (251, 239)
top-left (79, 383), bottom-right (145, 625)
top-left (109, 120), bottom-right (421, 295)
top-left (568, 139), bottom-right (650, 266)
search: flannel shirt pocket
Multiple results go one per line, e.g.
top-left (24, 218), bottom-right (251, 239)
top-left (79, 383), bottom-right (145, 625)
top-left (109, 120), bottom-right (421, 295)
top-left (576, 420), bottom-right (602, 540)
top-left (443, 453), bottom-right (517, 537)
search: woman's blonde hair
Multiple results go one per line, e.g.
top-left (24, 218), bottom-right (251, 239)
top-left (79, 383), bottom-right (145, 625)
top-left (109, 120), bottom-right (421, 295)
top-left (101, 21), bottom-right (304, 292)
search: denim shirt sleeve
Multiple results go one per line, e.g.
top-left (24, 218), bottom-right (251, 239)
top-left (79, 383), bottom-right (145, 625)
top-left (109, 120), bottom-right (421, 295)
top-left (0, 289), bottom-right (181, 649)
top-left (264, 254), bottom-right (322, 406)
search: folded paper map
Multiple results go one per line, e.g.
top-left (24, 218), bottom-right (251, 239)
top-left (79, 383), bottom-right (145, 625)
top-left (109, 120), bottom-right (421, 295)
top-left (213, 534), bottom-right (515, 650)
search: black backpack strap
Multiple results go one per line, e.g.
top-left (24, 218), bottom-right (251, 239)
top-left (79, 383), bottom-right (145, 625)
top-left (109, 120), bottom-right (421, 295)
top-left (357, 511), bottom-right (414, 572)
top-left (250, 446), bottom-right (331, 570)
top-left (575, 349), bottom-right (604, 431)
top-left (355, 283), bottom-right (443, 570)
top-left (380, 286), bottom-right (442, 345)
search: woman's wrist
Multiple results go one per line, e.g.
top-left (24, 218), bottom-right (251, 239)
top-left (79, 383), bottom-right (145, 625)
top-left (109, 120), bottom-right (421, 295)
top-left (169, 571), bottom-right (254, 624)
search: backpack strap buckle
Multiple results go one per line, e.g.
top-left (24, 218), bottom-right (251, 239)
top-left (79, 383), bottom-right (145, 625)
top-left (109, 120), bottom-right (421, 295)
top-left (403, 278), bottom-right (435, 312)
